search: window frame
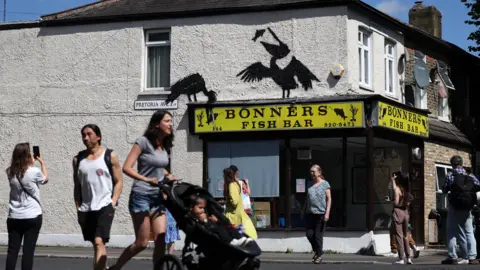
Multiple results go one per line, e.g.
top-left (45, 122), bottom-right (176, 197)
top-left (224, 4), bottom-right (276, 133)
top-left (437, 94), bottom-right (450, 122)
top-left (435, 164), bottom-right (452, 209)
top-left (144, 29), bottom-right (171, 91)
top-left (358, 28), bottom-right (372, 89)
top-left (413, 52), bottom-right (428, 110)
top-left (384, 39), bottom-right (396, 97)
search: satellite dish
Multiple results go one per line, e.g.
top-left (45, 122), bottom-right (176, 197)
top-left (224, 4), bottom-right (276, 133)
top-left (413, 50), bottom-right (430, 88)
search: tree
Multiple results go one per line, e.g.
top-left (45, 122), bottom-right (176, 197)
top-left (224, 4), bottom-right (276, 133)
top-left (461, 0), bottom-right (480, 55)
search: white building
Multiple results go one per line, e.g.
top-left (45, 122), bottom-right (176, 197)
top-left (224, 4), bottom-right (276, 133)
top-left (0, 0), bottom-right (474, 254)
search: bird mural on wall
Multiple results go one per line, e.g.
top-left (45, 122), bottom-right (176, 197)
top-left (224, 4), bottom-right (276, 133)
top-left (166, 73), bottom-right (217, 104)
top-left (237, 27), bottom-right (320, 98)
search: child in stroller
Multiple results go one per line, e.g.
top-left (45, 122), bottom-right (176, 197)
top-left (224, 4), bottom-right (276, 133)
top-left (188, 193), bottom-right (253, 247)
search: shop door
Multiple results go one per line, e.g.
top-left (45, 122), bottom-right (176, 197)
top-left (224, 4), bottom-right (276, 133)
top-left (410, 164), bottom-right (424, 244)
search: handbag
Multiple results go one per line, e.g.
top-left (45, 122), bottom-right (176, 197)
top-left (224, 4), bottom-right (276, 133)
top-left (18, 180), bottom-right (42, 208)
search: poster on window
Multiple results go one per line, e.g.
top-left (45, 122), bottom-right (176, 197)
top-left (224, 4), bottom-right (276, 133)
top-left (296, 178), bottom-right (305, 193)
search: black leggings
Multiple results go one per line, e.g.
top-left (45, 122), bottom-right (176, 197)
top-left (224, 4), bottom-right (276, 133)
top-left (6, 215), bottom-right (43, 270)
top-left (306, 214), bottom-right (326, 257)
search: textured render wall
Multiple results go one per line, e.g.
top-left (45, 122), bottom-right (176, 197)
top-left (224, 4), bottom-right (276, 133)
top-left (347, 9), bottom-right (405, 100)
top-left (423, 142), bottom-right (470, 244)
top-left (0, 7), bottom-right (351, 238)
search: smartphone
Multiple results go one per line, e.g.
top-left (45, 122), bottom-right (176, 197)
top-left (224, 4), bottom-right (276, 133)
top-left (33, 146), bottom-right (40, 159)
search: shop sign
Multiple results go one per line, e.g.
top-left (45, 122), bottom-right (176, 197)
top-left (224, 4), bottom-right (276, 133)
top-left (372, 101), bottom-right (429, 137)
top-left (134, 99), bottom-right (178, 110)
top-left (193, 101), bottom-right (364, 133)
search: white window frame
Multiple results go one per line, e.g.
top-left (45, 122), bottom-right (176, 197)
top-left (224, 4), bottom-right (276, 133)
top-left (144, 29), bottom-right (171, 91)
top-left (437, 90), bottom-right (450, 122)
top-left (435, 164), bottom-right (452, 209)
top-left (384, 39), bottom-right (396, 97)
top-left (358, 28), bottom-right (372, 89)
top-left (413, 53), bottom-right (428, 110)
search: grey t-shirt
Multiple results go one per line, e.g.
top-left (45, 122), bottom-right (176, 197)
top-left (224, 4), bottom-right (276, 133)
top-left (131, 136), bottom-right (169, 194)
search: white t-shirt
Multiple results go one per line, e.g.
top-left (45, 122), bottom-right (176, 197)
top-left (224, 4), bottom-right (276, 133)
top-left (77, 149), bottom-right (113, 212)
top-left (8, 166), bottom-right (46, 219)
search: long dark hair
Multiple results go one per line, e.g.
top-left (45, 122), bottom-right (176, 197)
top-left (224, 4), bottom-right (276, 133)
top-left (81, 124), bottom-right (102, 145)
top-left (223, 168), bottom-right (239, 199)
top-left (143, 110), bottom-right (174, 153)
top-left (6, 143), bottom-right (32, 181)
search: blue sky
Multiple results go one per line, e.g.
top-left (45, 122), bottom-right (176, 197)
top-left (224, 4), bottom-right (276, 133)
top-left (2, 0), bottom-right (477, 55)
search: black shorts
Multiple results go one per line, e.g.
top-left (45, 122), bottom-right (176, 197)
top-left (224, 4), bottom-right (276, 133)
top-left (78, 203), bottom-right (115, 243)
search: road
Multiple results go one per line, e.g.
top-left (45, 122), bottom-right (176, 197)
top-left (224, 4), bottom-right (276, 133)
top-left (1, 256), bottom-right (478, 270)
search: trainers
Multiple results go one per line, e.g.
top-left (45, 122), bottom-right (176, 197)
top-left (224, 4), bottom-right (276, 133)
top-left (458, 259), bottom-right (469, 264)
top-left (406, 258), bottom-right (413, 264)
top-left (312, 254), bottom-right (318, 262)
top-left (413, 249), bottom-right (420, 259)
top-left (469, 259), bottom-right (479, 265)
top-left (313, 257), bottom-right (323, 264)
top-left (230, 237), bottom-right (252, 246)
top-left (393, 259), bottom-right (405, 264)
top-left (441, 258), bottom-right (458, 264)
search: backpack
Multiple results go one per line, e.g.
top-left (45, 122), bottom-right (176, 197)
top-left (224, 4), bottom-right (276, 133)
top-left (75, 148), bottom-right (117, 204)
top-left (449, 171), bottom-right (476, 210)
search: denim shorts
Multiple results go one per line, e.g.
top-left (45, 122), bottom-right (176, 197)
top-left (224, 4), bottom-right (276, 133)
top-left (128, 192), bottom-right (165, 214)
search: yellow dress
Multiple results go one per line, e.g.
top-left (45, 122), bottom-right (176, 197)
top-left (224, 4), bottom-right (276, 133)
top-left (224, 182), bottom-right (258, 240)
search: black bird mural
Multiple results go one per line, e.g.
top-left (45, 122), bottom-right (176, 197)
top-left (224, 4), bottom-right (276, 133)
top-left (237, 27), bottom-right (320, 98)
top-left (166, 73), bottom-right (217, 104)
top-left (252, 29), bottom-right (266, 42)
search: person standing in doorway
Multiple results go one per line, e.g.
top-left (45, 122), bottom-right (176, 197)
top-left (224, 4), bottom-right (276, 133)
top-left (391, 172), bottom-right (414, 264)
top-left (302, 164), bottom-right (331, 264)
top-left (5, 143), bottom-right (49, 270)
top-left (441, 155), bottom-right (480, 265)
top-left (111, 110), bottom-right (176, 270)
top-left (73, 124), bottom-right (123, 270)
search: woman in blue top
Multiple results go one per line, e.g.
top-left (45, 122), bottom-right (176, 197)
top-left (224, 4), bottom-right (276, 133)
top-left (302, 164), bottom-right (332, 264)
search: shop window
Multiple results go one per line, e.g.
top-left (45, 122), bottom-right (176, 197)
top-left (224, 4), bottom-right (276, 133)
top-left (358, 28), bottom-right (372, 88)
top-left (384, 39), bottom-right (396, 96)
top-left (435, 164), bottom-right (452, 209)
top-left (207, 141), bottom-right (281, 229)
top-left (144, 29), bottom-right (171, 90)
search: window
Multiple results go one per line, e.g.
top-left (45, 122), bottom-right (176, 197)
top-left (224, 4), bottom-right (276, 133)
top-left (435, 164), bottom-right (452, 209)
top-left (437, 60), bottom-right (455, 90)
top-left (384, 40), bottom-right (396, 96)
top-left (413, 51), bottom-right (428, 109)
top-left (438, 94), bottom-right (449, 120)
top-left (145, 30), bottom-right (171, 89)
top-left (358, 29), bottom-right (372, 88)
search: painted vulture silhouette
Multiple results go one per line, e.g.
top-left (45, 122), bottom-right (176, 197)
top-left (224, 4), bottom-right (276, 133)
top-left (237, 27), bottom-right (320, 98)
top-left (166, 73), bottom-right (217, 104)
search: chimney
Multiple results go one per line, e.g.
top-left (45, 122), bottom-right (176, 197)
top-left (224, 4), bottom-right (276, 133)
top-left (408, 1), bottom-right (442, 38)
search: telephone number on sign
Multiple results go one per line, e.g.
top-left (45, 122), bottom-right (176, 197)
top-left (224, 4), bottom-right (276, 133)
top-left (324, 122), bottom-right (356, 128)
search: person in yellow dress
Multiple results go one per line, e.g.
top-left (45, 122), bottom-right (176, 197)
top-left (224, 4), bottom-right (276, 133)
top-left (223, 168), bottom-right (258, 240)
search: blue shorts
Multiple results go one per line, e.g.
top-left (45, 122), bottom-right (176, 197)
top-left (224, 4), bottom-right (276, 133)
top-left (128, 192), bottom-right (165, 214)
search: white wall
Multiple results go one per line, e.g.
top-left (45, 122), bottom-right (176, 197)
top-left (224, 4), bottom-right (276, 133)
top-left (0, 6), bottom-right (359, 240)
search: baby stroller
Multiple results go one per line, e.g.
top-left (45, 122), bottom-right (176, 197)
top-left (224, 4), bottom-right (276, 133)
top-left (155, 181), bottom-right (262, 270)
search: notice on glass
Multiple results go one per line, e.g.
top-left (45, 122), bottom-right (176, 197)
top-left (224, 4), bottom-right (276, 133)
top-left (217, 180), bottom-right (224, 191)
top-left (296, 178), bottom-right (306, 193)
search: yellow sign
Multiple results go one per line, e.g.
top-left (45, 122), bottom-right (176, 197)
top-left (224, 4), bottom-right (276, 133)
top-left (376, 101), bottom-right (429, 137)
top-left (193, 102), bottom-right (364, 133)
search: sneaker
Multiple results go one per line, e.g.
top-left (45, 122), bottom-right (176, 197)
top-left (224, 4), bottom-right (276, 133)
top-left (313, 257), bottom-right (323, 264)
top-left (312, 254), bottom-right (318, 262)
top-left (458, 259), bottom-right (469, 264)
top-left (413, 249), bottom-right (420, 259)
top-left (393, 259), bottom-right (405, 264)
top-left (469, 259), bottom-right (479, 265)
top-left (406, 258), bottom-right (413, 264)
top-left (441, 258), bottom-right (458, 264)
top-left (230, 237), bottom-right (251, 246)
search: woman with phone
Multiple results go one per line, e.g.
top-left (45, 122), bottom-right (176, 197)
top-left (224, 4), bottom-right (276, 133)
top-left (5, 143), bottom-right (48, 270)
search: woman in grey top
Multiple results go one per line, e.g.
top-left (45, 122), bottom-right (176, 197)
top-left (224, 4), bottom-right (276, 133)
top-left (302, 164), bottom-right (331, 264)
top-left (111, 110), bottom-right (175, 270)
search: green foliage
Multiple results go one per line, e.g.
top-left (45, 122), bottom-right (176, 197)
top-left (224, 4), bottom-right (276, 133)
top-left (461, 0), bottom-right (480, 55)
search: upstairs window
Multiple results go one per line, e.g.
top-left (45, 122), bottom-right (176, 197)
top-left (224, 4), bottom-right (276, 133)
top-left (145, 30), bottom-right (171, 90)
top-left (384, 40), bottom-right (396, 96)
top-left (358, 28), bottom-right (372, 88)
top-left (412, 50), bottom-right (428, 110)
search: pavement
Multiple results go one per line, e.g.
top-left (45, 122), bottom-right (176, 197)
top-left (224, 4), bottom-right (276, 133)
top-left (0, 246), bottom-right (450, 265)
